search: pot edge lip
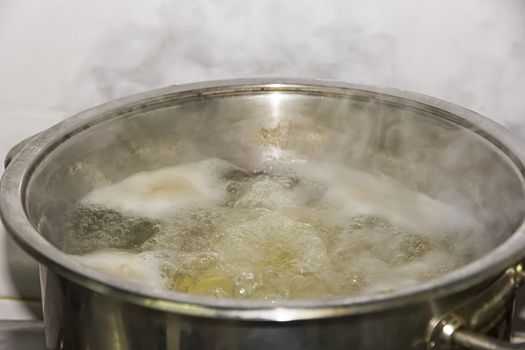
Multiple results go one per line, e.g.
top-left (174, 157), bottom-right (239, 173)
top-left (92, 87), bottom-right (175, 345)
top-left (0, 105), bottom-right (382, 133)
top-left (2, 77), bottom-right (525, 321)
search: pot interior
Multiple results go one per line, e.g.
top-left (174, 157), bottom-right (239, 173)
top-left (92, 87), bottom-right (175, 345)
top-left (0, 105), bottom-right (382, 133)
top-left (22, 84), bottom-right (525, 298)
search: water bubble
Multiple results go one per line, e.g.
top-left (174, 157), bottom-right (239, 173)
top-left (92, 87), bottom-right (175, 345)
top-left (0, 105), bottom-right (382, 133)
top-left (68, 158), bottom-right (482, 300)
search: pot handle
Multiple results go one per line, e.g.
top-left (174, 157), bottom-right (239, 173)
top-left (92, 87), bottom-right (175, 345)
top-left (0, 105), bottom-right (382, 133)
top-left (4, 132), bottom-right (41, 169)
top-left (428, 265), bottom-right (525, 350)
top-left (446, 328), bottom-right (524, 349)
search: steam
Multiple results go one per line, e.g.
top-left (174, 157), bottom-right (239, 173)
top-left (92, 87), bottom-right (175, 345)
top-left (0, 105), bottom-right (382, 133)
top-left (0, 0), bottom-right (524, 128)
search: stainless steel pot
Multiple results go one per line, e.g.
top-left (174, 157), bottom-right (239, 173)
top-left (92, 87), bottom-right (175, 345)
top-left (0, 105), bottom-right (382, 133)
top-left (2, 78), bottom-right (525, 350)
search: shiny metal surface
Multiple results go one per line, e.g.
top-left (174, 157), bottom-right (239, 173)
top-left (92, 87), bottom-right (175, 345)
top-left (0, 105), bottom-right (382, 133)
top-left (1, 78), bottom-right (525, 349)
top-left (38, 267), bottom-right (515, 350)
top-left (429, 265), bottom-right (524, 349)
top-left (3, 132), bottom-right (41, 169)
top-left (450, 330), bottom-right (523, 350)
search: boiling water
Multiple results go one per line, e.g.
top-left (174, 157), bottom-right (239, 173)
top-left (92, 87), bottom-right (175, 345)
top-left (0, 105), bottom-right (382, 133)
top-left (66, 158), bottom-right (483, 300)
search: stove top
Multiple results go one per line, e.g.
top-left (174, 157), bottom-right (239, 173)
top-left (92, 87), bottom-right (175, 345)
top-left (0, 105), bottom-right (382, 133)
top-left (0, 321), bottom-right (45, 350)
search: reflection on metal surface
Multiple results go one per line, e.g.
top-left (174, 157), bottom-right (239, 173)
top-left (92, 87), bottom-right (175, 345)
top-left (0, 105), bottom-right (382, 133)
top-left (270, 91), bottom-right (283, 122)
top-left (428, 265), bottom-right (525, 349)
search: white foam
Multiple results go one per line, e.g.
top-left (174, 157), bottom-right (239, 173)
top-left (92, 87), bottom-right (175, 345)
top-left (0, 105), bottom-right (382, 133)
top-left (82, 158), bottom-right (237, 219)
top-left (73, 249), bottom-right (165, 291)
top-left (296, 161), bottom-right (478, 233)
top-left (73, 158), bottom-right (483, 300)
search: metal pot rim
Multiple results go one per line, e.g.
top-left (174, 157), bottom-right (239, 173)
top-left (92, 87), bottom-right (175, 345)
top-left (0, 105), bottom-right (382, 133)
top-left (2, 77), bottom-right (525, 321)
